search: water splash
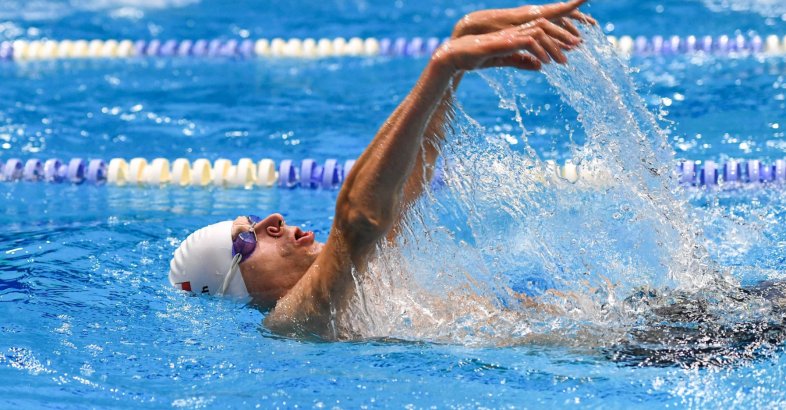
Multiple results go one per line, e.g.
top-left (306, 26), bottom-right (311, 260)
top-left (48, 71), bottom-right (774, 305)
top-left (338, 26), bottom-right (783, 352)
top-left (536, 27), bottom-right (721, 292)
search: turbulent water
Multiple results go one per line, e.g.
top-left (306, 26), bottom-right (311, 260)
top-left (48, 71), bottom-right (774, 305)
top-left (339, 26), bottom-right (786, 358)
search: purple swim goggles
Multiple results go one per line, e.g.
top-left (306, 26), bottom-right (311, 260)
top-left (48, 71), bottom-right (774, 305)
top-left (218, 215), bottom-right (263, 297)
top-left (232, 215), bottom-right (262, 261)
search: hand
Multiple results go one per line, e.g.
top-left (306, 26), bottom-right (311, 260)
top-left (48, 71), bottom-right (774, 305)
top-left (435, 18), bottom-right (581, 72)
top-left (452, 0), bottom-right (597, 40)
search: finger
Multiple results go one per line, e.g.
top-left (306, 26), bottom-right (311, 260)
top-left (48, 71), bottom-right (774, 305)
top-left (552, 37), bottom-right (574, 50)
top-left (514, 53), bottom-right (543, 70)
top-left (481, 53), bottom-right (542, 70)
top-left (539, 0), bottom-right (588, 20)
top-left (569, 9), bottom-right (597, 25)
top-left (534, 29), bottom-right (568, 64)
top-left (520, 32), bottom-right (552, 63)
top-left (556, 17), bottom-right (580, 37)
top-left (457, 31), bottom-right (541, 67)
top-left (479, 24), bottom-right (565, 64)
top-left (537, 19), bottom-right (581, 46)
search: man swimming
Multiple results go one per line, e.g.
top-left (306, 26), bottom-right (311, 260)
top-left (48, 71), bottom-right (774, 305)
top-left (169, 0), bottom-right (596, 338)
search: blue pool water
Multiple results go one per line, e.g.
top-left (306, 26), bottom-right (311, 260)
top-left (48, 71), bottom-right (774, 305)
top-left (3, 0), bottom-right (786, 408)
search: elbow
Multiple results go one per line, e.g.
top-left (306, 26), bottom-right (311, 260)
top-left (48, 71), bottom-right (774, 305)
top-left (342, 206), bottom-right (387, 242)
top-left (335, 194), bottom-right (393, 244)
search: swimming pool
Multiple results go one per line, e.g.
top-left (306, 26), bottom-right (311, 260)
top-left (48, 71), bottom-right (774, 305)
top-left (3, 0), bottom-right (786, 408)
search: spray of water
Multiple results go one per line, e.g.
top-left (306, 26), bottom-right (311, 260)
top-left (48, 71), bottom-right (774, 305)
top-left (337, 27), bottom-right (776, 351)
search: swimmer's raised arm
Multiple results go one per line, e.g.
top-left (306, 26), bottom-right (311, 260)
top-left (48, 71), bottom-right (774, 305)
top-left (341, 18), bottom-right (584, 256)
top-left (265, 16), bottom-right (584, 336)
top-left (392, 0), bottom-right (596, 237)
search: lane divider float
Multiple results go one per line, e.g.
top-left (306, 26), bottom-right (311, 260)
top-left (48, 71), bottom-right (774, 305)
top-left (0, 157), bottom-right (357, 189)
top-left (676, 158), bottom-right (786, 187)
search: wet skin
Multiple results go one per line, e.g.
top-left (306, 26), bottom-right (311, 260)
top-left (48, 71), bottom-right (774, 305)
top-left (231, 214), bottom-right (323, 309)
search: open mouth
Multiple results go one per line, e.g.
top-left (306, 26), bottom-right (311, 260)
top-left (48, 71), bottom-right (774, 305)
top-left (294, 227), bottom-right (313, 244)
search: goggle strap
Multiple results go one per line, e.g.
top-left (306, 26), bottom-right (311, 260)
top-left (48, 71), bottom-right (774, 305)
top-left (218, 253), bottom-right (243, 296)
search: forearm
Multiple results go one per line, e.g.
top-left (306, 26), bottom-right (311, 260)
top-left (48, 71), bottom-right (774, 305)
top-left (399, 72), bottom-right (463, 207)
top-left (337, 57), bottom-right (456, 245)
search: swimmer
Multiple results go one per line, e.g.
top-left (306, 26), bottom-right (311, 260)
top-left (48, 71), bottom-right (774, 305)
top-left (169, 0), bottom-right (596, 338)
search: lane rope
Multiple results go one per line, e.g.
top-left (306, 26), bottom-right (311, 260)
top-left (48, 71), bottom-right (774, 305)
top-left (3, 34), bottom-right (786, 61)
top-left (1, 156), bottom-right (785, 190)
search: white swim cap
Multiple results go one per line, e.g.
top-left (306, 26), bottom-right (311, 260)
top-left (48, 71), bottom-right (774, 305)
top-left (169, 220), bottom-right (250, 299)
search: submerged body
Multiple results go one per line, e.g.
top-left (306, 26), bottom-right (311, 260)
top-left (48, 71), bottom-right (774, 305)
top-left (610, 282), bottom-right (786, 367)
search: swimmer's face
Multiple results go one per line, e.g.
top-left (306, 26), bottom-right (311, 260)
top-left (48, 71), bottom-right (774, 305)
top-left (231, 213), bottom-right (323, 308)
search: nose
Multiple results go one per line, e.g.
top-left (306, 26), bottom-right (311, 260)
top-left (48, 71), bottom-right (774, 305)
top-left (254, 213), bottom-right (285, 238)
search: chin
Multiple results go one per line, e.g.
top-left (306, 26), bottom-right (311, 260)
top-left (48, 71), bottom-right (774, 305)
top-left (307, 241), bottom-right (324, 256)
